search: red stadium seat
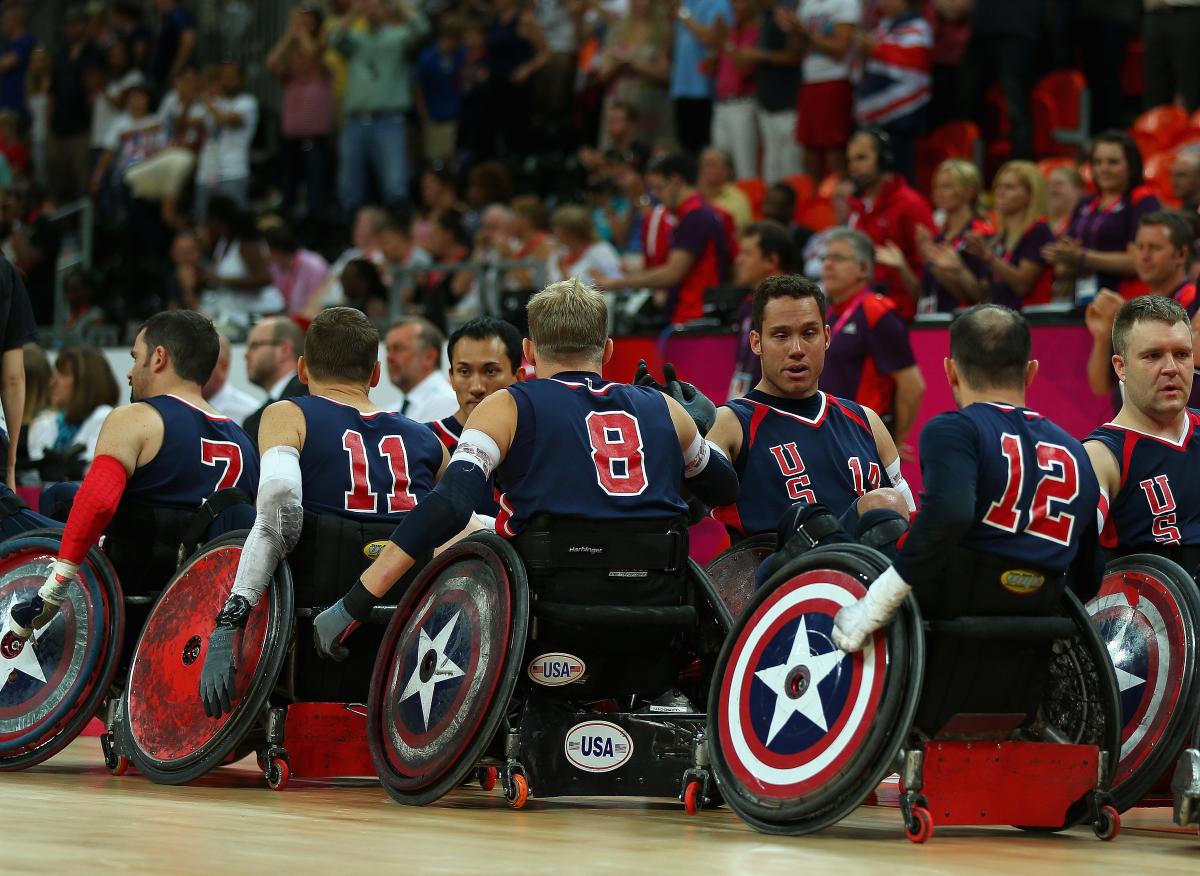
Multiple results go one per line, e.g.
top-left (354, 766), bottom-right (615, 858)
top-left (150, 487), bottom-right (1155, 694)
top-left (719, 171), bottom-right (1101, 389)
top-left (817, 173), bottom-right (842, 200)
top-left (1031, 71), bottom-right (1090, 159)
top-left (795, 196), bottom-right (836, 232)
top-left (915, 121), bottom-right (982, 195)
top-left (780, 173), bottom-right (814, 203)
top-left (1144, 148), bottom-right (1181, 207)
top-left (1132, 106), bottom-right (1190, 154)
top-left (734, 178), bottom-right (766, 220)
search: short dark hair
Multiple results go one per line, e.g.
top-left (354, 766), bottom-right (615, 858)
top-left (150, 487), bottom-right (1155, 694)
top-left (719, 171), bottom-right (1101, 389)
top-left (1139, 210), bottom-right (1196, 259)
top-left (381, 204), bottom-right (414, 236)
top-left (304, 307), bottom-right (380, 383)
top-left (949, 304), bottom-right (1031, 390)
top-left (1091, 130), bottom-right (1145, 190)
top-left (648, 152), bottom-right (698, 186)
top-left (263, 223), bottom-right (298, 254)
top-left (268, 316), bottom-right (305, 360)
top-left (139, 310), bottom-right (220, 386)
top-left (1112, 295), bottom-right (1190, 359)
top-left (435, 207), bottom-right (469, 247)
top-left (741, 221), bottom-right (799, 274)
top-left (752, 274), bottom-right (827, 333)
top-left (447, 317), bottom-right (523, 372)
top-left (767, 182), bottom-right (797, 211)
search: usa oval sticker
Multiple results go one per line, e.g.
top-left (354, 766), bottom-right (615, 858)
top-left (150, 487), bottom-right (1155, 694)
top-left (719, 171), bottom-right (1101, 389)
top-left (527, 652), bottom-right (586, 687)
top-left (564, 720), bottom-right (633, 773)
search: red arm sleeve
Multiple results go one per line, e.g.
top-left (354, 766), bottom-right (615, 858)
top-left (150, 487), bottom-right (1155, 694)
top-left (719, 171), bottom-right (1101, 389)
top-left (58, 454), bottom-right (128, 565)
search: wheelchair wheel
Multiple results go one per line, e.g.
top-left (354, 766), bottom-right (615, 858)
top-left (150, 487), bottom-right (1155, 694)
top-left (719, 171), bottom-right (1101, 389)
top-left (0, 530), bottom-right (123, 771)
top-left (708, 543), bottom-right (924, 835)
top-left (704, 534), bottom-right (775, 620)
top-left (369, 531), bottom-right (530, 806)
top-left (1087, 555), bottom-right (1200, 812)
top-left (113, 533), bottom-right (293, 785)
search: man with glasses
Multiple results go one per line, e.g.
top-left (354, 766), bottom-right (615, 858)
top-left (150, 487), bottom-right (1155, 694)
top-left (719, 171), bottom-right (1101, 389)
top-left (243, 316), bottom-right (308, 441)
top-left (820, 228), bottom-right (924, 459)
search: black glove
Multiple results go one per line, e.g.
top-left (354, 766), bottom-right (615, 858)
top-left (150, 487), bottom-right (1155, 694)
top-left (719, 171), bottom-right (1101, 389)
top-left (633, 358), bottom-right (666, 392)
top-left (662, 362), bottom-right (717, 436)
top-left (198, 594), bottom-right (251, 718)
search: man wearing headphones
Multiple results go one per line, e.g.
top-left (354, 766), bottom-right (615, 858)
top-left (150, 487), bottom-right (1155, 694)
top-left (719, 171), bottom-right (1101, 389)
top-left (845, 127), bottom-right (934, 321)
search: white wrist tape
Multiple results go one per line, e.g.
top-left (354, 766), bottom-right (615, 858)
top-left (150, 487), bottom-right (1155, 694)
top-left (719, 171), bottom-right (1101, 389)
top-left (451, 428), bottom-right (502, 478)
top-left (886, 458), bottom-right (916, 513)
top-left (231, 445), bottom-right (304, 605)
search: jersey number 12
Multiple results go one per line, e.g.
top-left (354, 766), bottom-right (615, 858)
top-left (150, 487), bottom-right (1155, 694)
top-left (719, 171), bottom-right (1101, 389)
top-left (982, 434), bottom-right (1079, 546)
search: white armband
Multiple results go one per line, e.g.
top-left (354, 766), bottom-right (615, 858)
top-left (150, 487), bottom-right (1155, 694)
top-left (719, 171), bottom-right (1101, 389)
top-left (885, 457), bottom-right (916, 513)
top-left (451, 428), bottom-right (502, 478)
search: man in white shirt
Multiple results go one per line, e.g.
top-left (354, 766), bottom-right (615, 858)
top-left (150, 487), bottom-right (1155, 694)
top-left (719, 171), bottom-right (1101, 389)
top-left (242, 316), bottom-right (308, 439)
top-left (305, 205), bottom-right (389, 316)
top-left (385, 316), bottom-right (457, 421)
top-left (202, 332), bottom-right (259, 424)
top-left (195, 60), bottom-right (258, 219)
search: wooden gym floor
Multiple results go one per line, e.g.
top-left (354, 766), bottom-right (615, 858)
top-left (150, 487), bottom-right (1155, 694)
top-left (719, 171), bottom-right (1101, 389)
top-left (3, 737), bottom-right (1197, 875)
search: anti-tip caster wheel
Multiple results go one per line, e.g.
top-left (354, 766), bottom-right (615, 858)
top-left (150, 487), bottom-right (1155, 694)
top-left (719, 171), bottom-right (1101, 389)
top-left (904, 806), bottom-right (934, 844)
top-left (683, 779), bottom-right (703, 816)
top-left (478, 766), bottom-right (498, 791)
top-left (266, 755), bottom-right (290, 791)
top-left (506, 772), bottom-right (529, 809)
top-left (1094, 805), bottom-right (1120, 841)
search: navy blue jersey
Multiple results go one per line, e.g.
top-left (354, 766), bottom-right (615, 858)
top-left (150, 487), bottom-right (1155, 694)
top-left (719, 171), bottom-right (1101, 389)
top-left (1087, 410), bottom-right (1200, 550)
top-left (291, 395), bottom-right (444, 522)
top-left (714, 390), bottom-right (885, 536)
top-left (425, 415), bottom-right (501, 517)
top-left (123, 394), bottom-right (259, 507)
top-left (896, 403), bottom-right (1099, 581)
top-left (495, 371), bottom-right (688, 536)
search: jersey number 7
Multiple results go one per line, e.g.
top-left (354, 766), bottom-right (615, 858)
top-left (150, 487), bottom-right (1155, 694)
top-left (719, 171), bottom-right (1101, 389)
top-left (982, 434), bottom-right (1079, 546)
top-left (201, 439), bottom-right (244, 491)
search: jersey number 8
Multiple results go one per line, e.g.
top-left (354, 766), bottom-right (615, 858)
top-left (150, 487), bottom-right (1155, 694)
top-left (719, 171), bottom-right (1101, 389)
top-left (585, 411), bottom-right (648, 497)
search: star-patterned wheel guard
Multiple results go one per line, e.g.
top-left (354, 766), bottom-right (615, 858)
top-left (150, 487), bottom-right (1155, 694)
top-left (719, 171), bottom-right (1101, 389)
top-left (0, 531), bottom-right (123, 771)
top-left (368, 531), bottom-right (529, 806)
top-left (705, 535), bottom-right (775, 620)
top-left (709, 544), bottom-right (922, 834)
top-left (1088, 554), bottom-right (1200, 811)
top-left (113, 533), bottom-right (294, 786)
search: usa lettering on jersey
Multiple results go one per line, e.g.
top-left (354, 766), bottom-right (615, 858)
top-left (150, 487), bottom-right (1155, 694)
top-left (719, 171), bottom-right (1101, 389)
top-left (1139, 475), bottom-right (1181, 544)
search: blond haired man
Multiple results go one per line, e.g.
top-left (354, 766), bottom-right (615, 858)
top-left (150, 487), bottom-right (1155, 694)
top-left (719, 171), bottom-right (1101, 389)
top-left (313, 279), bottom-right (739, 658)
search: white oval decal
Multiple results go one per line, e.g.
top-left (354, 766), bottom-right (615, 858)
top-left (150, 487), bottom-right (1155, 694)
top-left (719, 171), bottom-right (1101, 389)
top-left (564, 720), bottom-right (634, 773)
top-left (527, 652), bottom-right (586, 687)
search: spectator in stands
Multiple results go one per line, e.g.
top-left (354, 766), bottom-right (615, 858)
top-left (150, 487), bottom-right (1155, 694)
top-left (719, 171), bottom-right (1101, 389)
top-left (200, 195), bottom-right (282, 333)
top-left (699, 146), bottom-right (753, 229)
top-left (455, 18), bottom-right (495, 164)
top-left (820, 228), bottom-right (924, 455)
top-left (264, 223), bottom-right (331, 317)
top-left (330, 0), bottom-right (428, 216)
top-left (924, 0), bottom-right (972, 128)
top-left (906, 159), bottom-right (992, 312)
top-left (62, 270), bottom-right (106, 340)
top-left (802, 176), bottom-right (854, 278)
top-left (29, 346), bottom-right (118, 477)
top-left (19, 342), bottom-right (53, 483)
top-left (385, 316), bottom-right (458, 420)
top-left (377, 205), bottom-right (432, 311)
top-left (671, 0), bottom-right (730, 154)
top-left (959, 0), bottom-right (1038, 159)
top-left (0, 4), bottom-right (36, 123)
top-left (1173, 151), bottom-right (1200, 215)
top-left (776, 0), bottom-right (859, 181)
top-left (47, 7), bottom-right (100, 203)
top-left (25, 47), bottom-right (49, 191)
top-left (1044, 131), bottom-right (1160, 303)
top-left (268, 3), bottom-right (334, 225)
top-left (604, 147), bottom-right (652, 256)
top-left (854, 0), bottom-right (932, 183)
top-left (415, 16), bottom-right (465, 163)
top-left (1085, 210), bottom-right (1198, 400)
top-left (486, 0), bottom-right (549, 156)
top-left (531, 0), bottom-right (577, 131)
top-left (751, 0), bottom-right (802, 184)
top-left (464, 160), bottom-right (513, 235)
top-left (92, 82), bottom-right (165, 199)
top-left (340, 256), bottom-right (389, 320)
top-left (595, 152), bottom-right (732, 325)
top-left (761, 181), bottom-right (814, 253)
top-left (415, 206), bottom-right (471, 332)
top-left (706, 0), bottom-right (761, 182)
top-left (89, 38), bottom-right (145, 168)
top-left (508, 194), bottom-right (555, 289)
top-left (968, 160), bottom-right (1056, 310)
top-left (202, 332), bottom-right (258, 425)
top-left (0, 110), bottom-right (29, 178)
top-left (846, 127), bottom-right (935, 320)
top-left (728, 220), bottom-right (798, 398)
top-left (307, 204), bottom-right (387, 316)
top-left (5, 182), bottom-right (61, 327)
top-left (1047, 164), bottom-right (1086, 238)
top-left (167, 226), bottom-right (203, 310)
top-left (597, 1), bottom-right (672, 149)
top-left (150, 0), bottom-right (197, 94)
top-left (414, 163), bottom-right (465, 249)
top-left (195, 61), bottom-right (258, 218)
top-left (547, 204), bottom-right (622, 287)
top-left (243, 315), bottom-right (307, 438)
top-left (1143, 0), bottom-right (1200, 113)
top-left (110, 2), bottom-right (152, 72)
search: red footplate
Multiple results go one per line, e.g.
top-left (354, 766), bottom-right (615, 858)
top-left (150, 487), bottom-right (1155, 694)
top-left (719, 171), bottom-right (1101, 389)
top-left (906, 741), bottom-right (1099, 827)
top-left (282, 703), bottom-right (375, 778)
